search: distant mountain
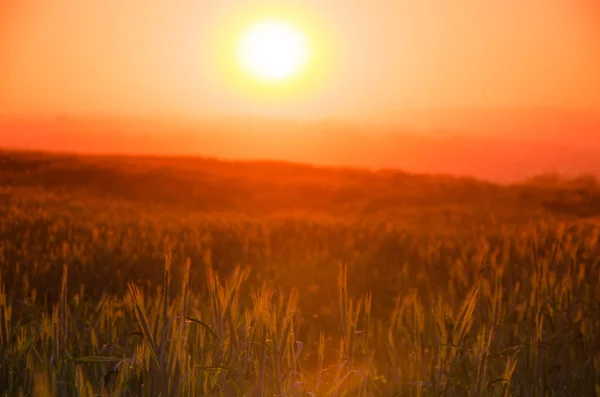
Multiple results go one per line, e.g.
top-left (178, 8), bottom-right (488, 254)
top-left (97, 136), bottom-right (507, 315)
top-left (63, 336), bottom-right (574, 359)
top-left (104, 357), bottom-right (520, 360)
top-left (1, 108), bottom-right (598, 182)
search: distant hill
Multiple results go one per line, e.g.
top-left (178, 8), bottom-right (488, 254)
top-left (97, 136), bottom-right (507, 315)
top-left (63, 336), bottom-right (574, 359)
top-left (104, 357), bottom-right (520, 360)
top-left (1, 149), bottom-right (599, 219)
top-left (0, 107), bottom-right (599, 182)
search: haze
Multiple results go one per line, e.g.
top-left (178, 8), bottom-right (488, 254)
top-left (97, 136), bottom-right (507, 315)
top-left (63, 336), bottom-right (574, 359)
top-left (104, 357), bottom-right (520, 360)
top-left (1, 0), bottom-right (599, 181)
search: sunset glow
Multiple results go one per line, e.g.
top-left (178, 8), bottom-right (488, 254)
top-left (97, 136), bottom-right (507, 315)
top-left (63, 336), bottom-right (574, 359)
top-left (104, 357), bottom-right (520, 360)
top-left (1, 3), bottom-right (600, 393)
top-left (0, 1), bottom-right (599, 174)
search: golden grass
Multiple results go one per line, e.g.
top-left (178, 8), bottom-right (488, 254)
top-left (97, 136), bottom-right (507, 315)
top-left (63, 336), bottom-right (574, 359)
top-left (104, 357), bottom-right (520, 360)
top-left (0, 152), bottom-right (599, 395)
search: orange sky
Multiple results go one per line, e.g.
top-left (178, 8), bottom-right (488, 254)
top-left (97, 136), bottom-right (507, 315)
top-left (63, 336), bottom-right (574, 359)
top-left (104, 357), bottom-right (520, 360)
top-left (1, 0), bottom-right (600, 121)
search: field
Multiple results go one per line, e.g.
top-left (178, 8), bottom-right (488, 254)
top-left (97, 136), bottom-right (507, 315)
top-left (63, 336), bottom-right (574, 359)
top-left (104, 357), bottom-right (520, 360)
top-left (1, 149), bottom-right (599, 396)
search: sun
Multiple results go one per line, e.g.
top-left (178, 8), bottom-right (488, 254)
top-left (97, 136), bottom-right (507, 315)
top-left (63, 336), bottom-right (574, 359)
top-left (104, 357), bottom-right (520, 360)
top-left (207, 5), bottom-right (335, 99)
top-left (237, 19), bottom-right (310, 83)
